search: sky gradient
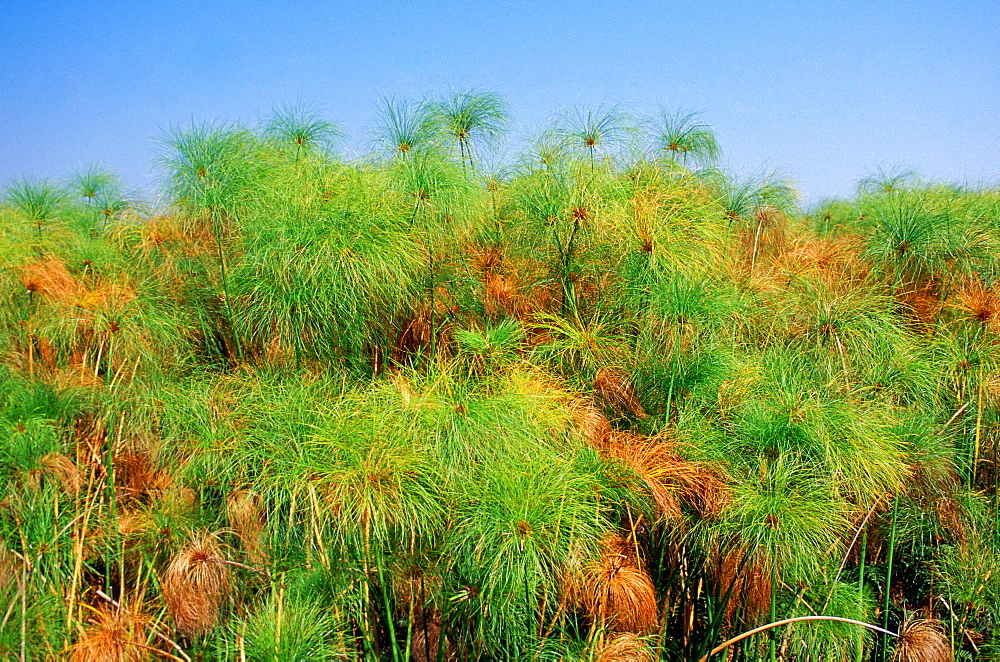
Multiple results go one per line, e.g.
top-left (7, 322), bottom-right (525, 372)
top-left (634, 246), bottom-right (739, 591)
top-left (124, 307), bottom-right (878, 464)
top-left (1, 0), bottom-right (997, 205)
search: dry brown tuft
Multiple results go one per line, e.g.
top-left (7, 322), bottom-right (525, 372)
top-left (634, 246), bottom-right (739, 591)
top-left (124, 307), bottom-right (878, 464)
top-left (574, 400), bottom-right (613, 448)
top-left (226, 489), bottom-right (267, 565)
top-left (73, 416), bottom-right (108, 474)
top-left (0, 539), bottom-right (13, 592)
top-left (903, 280), bottom-right (943, 329)
top-left (21, 257), bottom-right (80, 303)
top-left (604, 433), bottom-right (730, 521)
top-left (595, 633), bottom-right (657, 662)
top-left (69, 605), bottom-right (151, 662)
top-left (893, 618), bottom-right (952, 662)
top-left (954, 278), bottom-right (1000, 332)
top-left (28, 452), bottom-right (83, 495)
top-left (777, 234), bottom-right (866, 283)
top-left (393, 309), bottom-right (433, 362)
top-left (934, 497), bottom-right (966, 545)
top-left (483, 272), bottom-right (522, 318)
top-left (594, 367), bottom-right (648, 420)
top-left (115, 451), bottom-right (172, 507)
top-left (409, 612), bottom-right (458, 661)
top-left (53, 362), bottom-right (105, 390)
top-left (467, 244), bottom-right (504, 274)
top-left (748, 207), bottom-right (789, 262)
top-left (581, 534), bottom-right (659, 634)
top-left (712, 545), bottom-right (772, 626)
top-left (161, 531), bottom-right (232, 636)
top-left (608, 434), bottom-right (683, 521)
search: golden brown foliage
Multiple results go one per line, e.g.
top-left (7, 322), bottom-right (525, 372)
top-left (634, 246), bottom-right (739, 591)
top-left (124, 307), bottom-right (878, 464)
top-left (161, 531), bottom-right (232, 636)
top-left (580, 534), bottom-right (659, 634)
top-left (483, 271), bottom-right (522, 318)
top-left (0, 539), bottom-right (13, 593)
top-left (595, 633), bottom-right (657, 662)
top-left (778, 233), bottom-right (865, 283)
top-left (115, 451), bottom-right (172, 507)
top-left (712, 545), bottom-right (772, 626)
top-left (573, 400), bottom-right (613, 448)
top-left (604, 433), bottom-right (729, 522)
top-left (903, 280), bottom-right (943, 329)
top-left (738, 207), bottom-right (790, 271)
top-left (409, 613), bottom-right (458, 662)
top-left (28, 452), bottom-right (82, 495)
top-left (21, 257), bottom-right (80, 303)
top-left (953, 278), bottom-right (1000, 333)
top-left (69, 606), bottom-right (151, 662)
top-left (226, 489), bottom-right (267, 565)
top-left (594, 367), bottom-right (648, 420)
top-left (893, 618), bottom-right (952, 662)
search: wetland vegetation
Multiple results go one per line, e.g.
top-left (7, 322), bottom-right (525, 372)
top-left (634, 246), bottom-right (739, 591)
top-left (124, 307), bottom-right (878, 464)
top-left (1, 93), bottom-right (997, 660)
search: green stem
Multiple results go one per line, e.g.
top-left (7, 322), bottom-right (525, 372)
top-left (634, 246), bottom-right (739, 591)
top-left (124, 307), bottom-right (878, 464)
top-left (210, 209), bottom-right (243, 361)
top-left (881, 497), bottom-right (899, 661)
top-left (376, 548), bottom-right (401, 661)
top-left (104, 420), bottom-right (118, 596)
top-left (994, 433), bottom-right (999, 545)
top-left (857, 530), bottom-right (867, 662)
top-left (769, 562), bottom-right (777, 662)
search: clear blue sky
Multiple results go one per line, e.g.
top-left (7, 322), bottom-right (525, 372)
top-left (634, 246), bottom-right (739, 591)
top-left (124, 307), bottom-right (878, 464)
top-left (1, 0), bottom-right (997, 204)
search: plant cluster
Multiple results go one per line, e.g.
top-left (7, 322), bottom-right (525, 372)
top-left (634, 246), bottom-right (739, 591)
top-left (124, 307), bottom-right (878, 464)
top-left (1, 94), bottom-right (997, 660)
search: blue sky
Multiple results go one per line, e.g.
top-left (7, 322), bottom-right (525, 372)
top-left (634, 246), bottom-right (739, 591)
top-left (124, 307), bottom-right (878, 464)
top-left (1, 0), bottom-right (997, 204)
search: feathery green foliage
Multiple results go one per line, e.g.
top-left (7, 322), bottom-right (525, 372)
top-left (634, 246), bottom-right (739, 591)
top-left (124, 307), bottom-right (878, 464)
top-left (3, 97), bottom-right (998, 660)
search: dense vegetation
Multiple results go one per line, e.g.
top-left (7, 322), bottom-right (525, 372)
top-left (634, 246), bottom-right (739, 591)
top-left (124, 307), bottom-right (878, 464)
top-left (2, 94), bottom-right (998, 660)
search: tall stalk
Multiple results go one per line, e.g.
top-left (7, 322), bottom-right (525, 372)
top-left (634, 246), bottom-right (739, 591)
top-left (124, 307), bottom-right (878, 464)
top-left (209, 206), bottom-right (243, 361)
top-left (880, 497), bottom-right (899, 661)
top-left (857, 529), bottom-right (867, 662)
top-left (995, 435), bottom-right (1000, 545)
top-left (973, 368), bottom-right (983, 487)
top-left (769, 560), bottom-right (778, 662)
top-left (376, 547), bottom-right (401, 661)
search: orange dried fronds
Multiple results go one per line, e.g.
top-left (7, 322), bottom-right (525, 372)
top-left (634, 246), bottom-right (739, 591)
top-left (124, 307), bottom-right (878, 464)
top-left (893, 618), bottom-right (951, 662)
top-left (594, 367), bottom-right (648, 420)
top-left (574, 400), bottom-right (613, 448)
top-left (595, 633), bottom-right (656, 662)
top-left (53, 363), bottom-right (105, 390)
top-left (161, 531), bottom-right (232, 636)
top-left (0, 539), bottom-right (13, 591)
top-left (226, 489), bottom-right (267, 564)
top-left (467, 245), bottom-right (504, 274)
top-left (954, 278), bottom-right (1000, 332)
top-left (29, 452), bottom-right (83, 495)
top-left (607, 434), bottom-right (683, 521)
top-left (409, 612), bottom-right (457, 662)
top-left (778, 234), bottom-right (865, 282)
top-left (69, 605), bottom-right (152, 662)
top-left (934, 497), bottom-right (966, 544)
top-left (580, 533), bottom-right (659, 634)
top-left (21, 257), bottom-right (80, 303)
top-left (115, 452), bottom-right (172, 506)
top-left (483, 272), bottom-right (522, 317)
top-left (712, 545), bottom-right (772, 625)
top-left (604, 433), bottom-right (730, 521)
top-left (393, 309), bottom-right (433, 360)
